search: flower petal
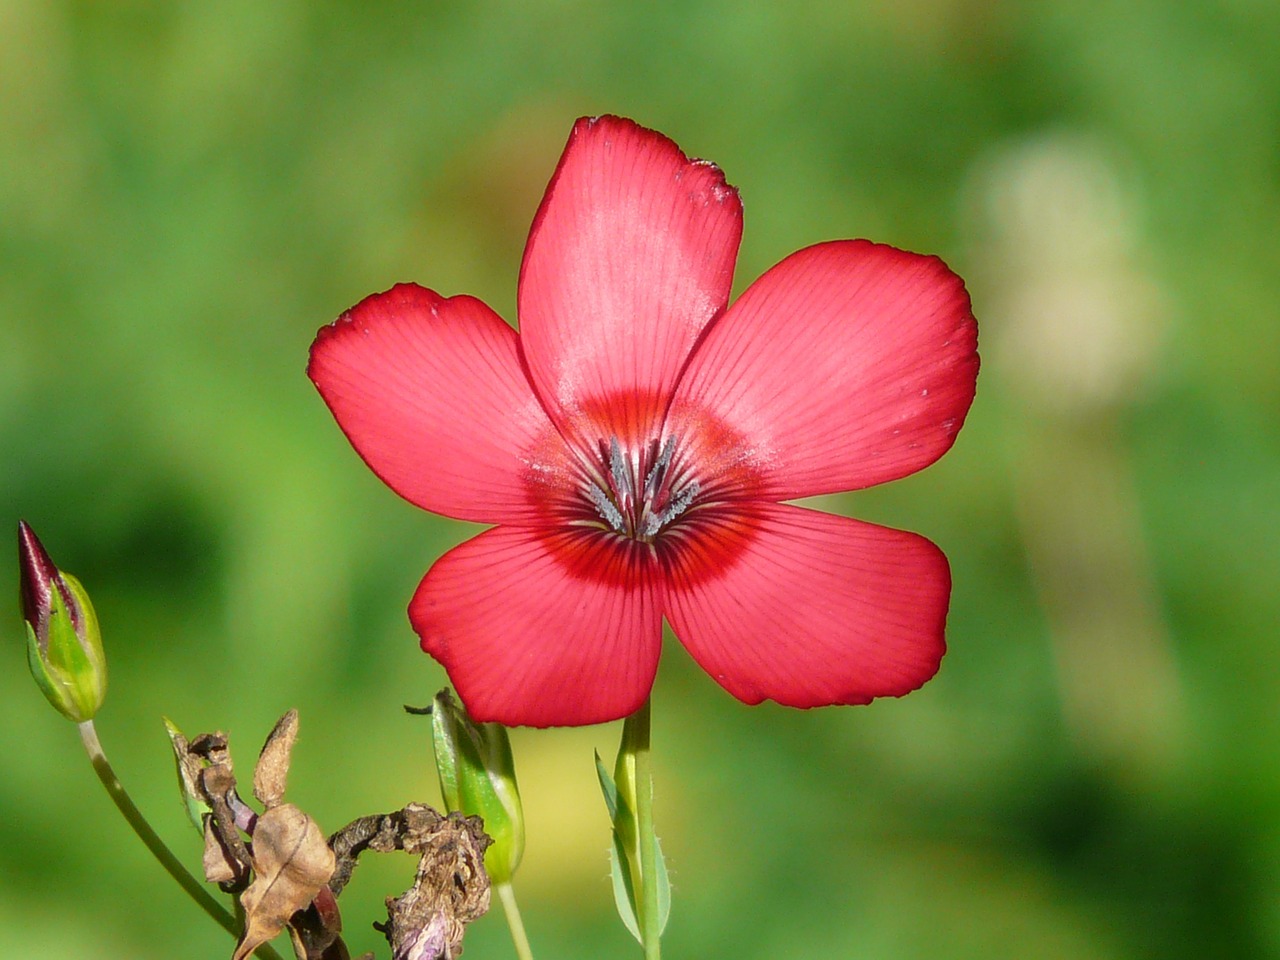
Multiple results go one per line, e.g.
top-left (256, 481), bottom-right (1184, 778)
top-left (518, 115), bottom-right (743, 446)
top-left (669, 241), bottom-right (978, 499)
top-left (662, 503), bottom-right (949, 707)
top-left (308, 284), bottom-right (556, 523)
top-left (411, 526), bottom-right (663, 727)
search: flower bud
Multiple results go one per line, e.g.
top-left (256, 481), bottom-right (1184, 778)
top-left (430, 688), bottom-right (524, 884)
top-left (18, 521), bottom-right (106, 722)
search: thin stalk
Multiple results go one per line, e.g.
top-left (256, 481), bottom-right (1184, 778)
top-left (77, 720), bottom-right (284, 960)
top-left (627, 699), bottom-right (661, 960)
top-left (495, 880), bottom-right (534, 960)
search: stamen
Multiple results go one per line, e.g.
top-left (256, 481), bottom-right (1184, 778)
top-left (609, 437), bottom-right (634, 504)
top-left (640, 479), bottom-right (700, 537)
top-left (584, 433), bottom-right (698, 540)
top-left (642, 435), bottom-right (677, 502)
top-left (586, 483), bottom-right (626, 533)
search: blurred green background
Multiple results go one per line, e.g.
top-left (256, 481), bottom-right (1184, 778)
top-left (3, 1), bottom-right (1278, 957)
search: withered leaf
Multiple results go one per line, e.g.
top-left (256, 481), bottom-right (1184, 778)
top-left (196, 732), bottom-right (239, 815)
top-left (382, 813), bottom-right (490, 960)
top-left (232, 803), bottom-right (336, 960)
top-left (254, 709), bottom-right (299, 809)
top-left (287, 885), bottom-right (347, 960)
top-left (191, 731), bottom-right (233, 771)
top-left (203, 816), bottom-right (241, 885)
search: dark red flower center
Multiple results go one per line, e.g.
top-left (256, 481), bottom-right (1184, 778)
top-left (521, 395), bottom-right (769, 574)
top-left (581, 435), bottom-right (700, 542)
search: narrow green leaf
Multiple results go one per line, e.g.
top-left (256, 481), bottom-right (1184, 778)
top-left (598, 748), bottom-right (672, 942)
top-left (594, 750), bottom-right (619, 820)
top-left (651, 833), bottom-right (672, 936)
top-left (607, 836), bottom-right (642, 943)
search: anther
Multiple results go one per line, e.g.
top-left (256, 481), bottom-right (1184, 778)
top-left (585, 434), bottom-right (698, 541)
top-left (640, 479), bottom-right (699, 537)
top-left (586, 483), bottom-right (626, 533)
top-left (608, 437), bottom-right (634, 504)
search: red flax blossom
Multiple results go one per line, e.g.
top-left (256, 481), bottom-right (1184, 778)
top-left (309, 116), bottom-right (978, 727)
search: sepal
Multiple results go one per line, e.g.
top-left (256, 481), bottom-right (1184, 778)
top-left (430, 688), bottom-right (525, 884)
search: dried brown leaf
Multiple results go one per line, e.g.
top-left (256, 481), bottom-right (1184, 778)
top-left (381, 813), bottom-right (490, 960)
top-left (287, 885), bottom-right (346, 959)
top-left (232, 803), bottom-right (336, 960)
top-left (254, 709), bottom-right (299, 809)
top-left (193, 734), bottom-right (254, 886)
top-left (197, 732), bottom-right (238, 810)
top-left (203, 817), bottom-right (240, 885)
top-left (191, 731), bottom-right (232, 770)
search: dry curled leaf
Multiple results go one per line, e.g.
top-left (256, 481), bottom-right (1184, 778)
top-left (203, 816), bottom-right (243, 885)
top-left (287, 885), bottom-right (347, 960)
top-left (254, 709), bottom-right (299, 809)
top-left (191, 731), bottom-right (233, 775)
top-left (328, 804), bottom-right (445, 896)
top-left (382, 813), bottom-right (490, 960)
top-left (328, 805), bottom-right (491, 959)
top-left (190, 731), bottom-right (255, 888)
top-left (233, 803), bottom-right (336, 960)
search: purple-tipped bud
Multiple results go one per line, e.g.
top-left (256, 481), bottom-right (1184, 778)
top-left (18, 521), bottom-right (106, 722)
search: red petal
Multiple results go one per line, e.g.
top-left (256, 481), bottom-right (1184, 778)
top-left (518, 115), bottom-right (742, 448)
top-left (308, 284), bottom-right (556, 523)
top-left (669, 241), bottom-right (978, 499)
top-left (411, 525), bottom-right (663, 727)
top-left (662, 503), bottom-right (949, 707)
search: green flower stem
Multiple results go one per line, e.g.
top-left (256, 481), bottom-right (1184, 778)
top-left (623, 698), bottom-right (661, 960)
top-left (77, 720), bottom-right (285, 960)
top-left (495, 880), bottom-right (534, 960)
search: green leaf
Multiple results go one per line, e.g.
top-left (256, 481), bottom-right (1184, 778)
top-left (594, 750), bottom-right (618, 820)
top-left (650, 833), bottom-right (672, 937)
top-left (596, 750), bottom-right (671, 943)
top-left (607, 835), bottom-right (642, 943)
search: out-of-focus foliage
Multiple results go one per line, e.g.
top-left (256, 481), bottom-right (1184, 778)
top-left (2, 2), bottom-right (1277, 957)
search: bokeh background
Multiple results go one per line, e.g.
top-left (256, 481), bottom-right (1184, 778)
top-left (3, 1), bottom-right (1278, 957)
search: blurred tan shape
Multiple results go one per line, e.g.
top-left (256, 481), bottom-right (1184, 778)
top-left (966, 132), bottom-right (1183, 774)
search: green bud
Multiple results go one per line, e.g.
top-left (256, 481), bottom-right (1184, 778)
top-left (18, 521), bottom-right (107, 722)
top-left (430, 688), bottom-right (524, 884)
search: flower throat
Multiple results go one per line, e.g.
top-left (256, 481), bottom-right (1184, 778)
top-left (585, 435), bottom-right (699, 542)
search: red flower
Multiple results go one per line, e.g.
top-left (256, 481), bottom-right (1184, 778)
top-left (309, 116), bottom-right (978, 727)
